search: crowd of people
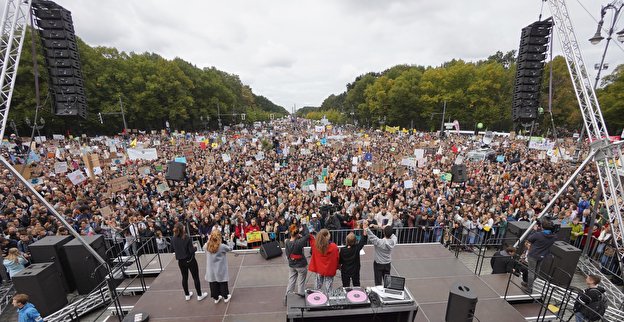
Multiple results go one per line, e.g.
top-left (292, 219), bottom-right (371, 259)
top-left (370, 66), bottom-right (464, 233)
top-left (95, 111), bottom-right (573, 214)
top-left (0, 118), bottom-right (618, 287)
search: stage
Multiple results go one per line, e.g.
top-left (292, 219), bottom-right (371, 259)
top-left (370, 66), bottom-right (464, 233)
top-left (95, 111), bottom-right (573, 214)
top-left (127, 244), bottom-right (529, 322)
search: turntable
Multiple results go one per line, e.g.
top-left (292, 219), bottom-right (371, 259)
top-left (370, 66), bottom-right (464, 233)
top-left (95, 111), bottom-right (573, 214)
top-left (305, 289), bottom-right (329, 308)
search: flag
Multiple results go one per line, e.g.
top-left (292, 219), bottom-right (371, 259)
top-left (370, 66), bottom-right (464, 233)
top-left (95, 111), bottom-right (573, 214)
top-left (130, 138), bottom-right (138, 147)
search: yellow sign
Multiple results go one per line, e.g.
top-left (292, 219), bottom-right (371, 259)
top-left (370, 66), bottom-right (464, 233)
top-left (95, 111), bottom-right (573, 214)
top-left (246, 231), bottom-right (262, 243)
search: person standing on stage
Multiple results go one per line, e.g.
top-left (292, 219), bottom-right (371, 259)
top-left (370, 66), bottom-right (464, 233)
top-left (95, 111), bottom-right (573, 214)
top-left (204, 229), bottom-right (235, 303)
top-left (524, 219), bottom-right (556, 293)
top-left (339, 221), bottom-right (368, 287)
top-left (12, 293), bottom-right (42, 322)
top-left (366, 225), bottom-right (397, 286)
top-left (308, 228), bottom-right (339, 293)
top-left (285, 223), bottom-right (310, 300)
top-left (171, 223), bottom-right (208, 301)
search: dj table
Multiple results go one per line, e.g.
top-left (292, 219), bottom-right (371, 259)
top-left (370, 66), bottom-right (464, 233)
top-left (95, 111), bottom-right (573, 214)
top-left (285, 289), bottom-right (419, 322)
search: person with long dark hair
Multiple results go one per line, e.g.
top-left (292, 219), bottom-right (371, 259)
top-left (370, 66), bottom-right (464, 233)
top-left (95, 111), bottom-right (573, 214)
top-left (308, 228), bottom-right (339, 293)
top-left (204, 229), bottom-right (234, 303)
top-left (171, 223), bottom-right (207, 301)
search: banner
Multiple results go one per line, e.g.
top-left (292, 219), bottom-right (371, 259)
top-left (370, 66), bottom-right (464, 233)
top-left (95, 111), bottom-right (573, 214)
top-left (52, 134), bottom-right (64, 140)
top-left (246, 231), bottom-right (262, 243)
top-left (127, 148), bottom-right (158, 160)
top-left (528, 140), bottom-right (555, 151)
top-left (54, 162), bottom-right (68, 174)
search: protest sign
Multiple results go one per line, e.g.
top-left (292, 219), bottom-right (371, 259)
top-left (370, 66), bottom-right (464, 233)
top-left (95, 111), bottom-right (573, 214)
top-left (174, 157), bottom-right (187, 164)
top-left (29, 177), bottom-right (44, 185)
top-left (343, 179), bottom-right (353, 187)
top-left (110, 176), bottom-right (130, 192)
top-left (54, 162), bottom-right (68, 174)
top-left (127, 148), bottom-right (158, 161)
top-left (246, 231), bottom-right (262, 243)
top-left (255, 151), bottom-right (265, 161)
top-left (414, 149), bottom-right (424, 159)
top-left (351, 166), bottom-right (358, 173)
top-left (222, 153), bottom-right (231, 163)
top-left (99, 206), bottom-right (113, 217)
top-left (52, 134), bottom-right (64, 140)
top-left (404, 180), bottom-right (414, 189)
top-left (316, 183), bottom-right (328, 192)
top-left (139, 166), bottom-right (151, 176)
top-left (357, 179), bottom-right (371, 189)
top-left (156, 183), bottom-right (169, 194)
top-left (67, 170), bottom-right (87, 185)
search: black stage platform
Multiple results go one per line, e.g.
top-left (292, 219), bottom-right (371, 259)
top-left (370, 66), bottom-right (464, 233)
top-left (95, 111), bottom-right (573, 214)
top-left (128, 244), bottom-right (528, 322)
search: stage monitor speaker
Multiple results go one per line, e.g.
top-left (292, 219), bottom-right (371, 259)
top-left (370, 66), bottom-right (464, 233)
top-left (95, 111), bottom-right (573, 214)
top-left (451, 164), bottom-right (467, 183)
top-left (259, 241), bottom-right (282, 260)
top-left (165, 161), bottom-right (186, 181)
top-left (12, 263), bottom-right (68, 317)
top-left (539, 241), bottom-right (581, 288)
top-left (62, 235), bottom-right (108, 294)
top-left (445, 282), bottom-right (478, 322)
top-left (504, 221), bottom-right (532, 253)
top-left (552, 219), bottom-right (572, 242)
top-left (29, 235), bottom-right (74, 292)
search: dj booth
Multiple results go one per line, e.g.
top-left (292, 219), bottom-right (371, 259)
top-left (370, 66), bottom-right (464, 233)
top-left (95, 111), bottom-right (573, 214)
top-left (286, 286), bottom-right (419, 322)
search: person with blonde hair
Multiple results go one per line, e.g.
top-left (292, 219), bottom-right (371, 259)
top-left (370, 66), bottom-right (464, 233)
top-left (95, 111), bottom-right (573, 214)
top-left (204, 229), bottom-right (235, 303)
top-left (308, 228), bottom-right (339, 293)
top-left (3, 248), bottom-right (28, 278)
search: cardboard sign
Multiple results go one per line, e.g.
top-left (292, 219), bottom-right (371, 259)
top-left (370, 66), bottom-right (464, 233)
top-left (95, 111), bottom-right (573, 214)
top-left (246, 231), bottom-right (262, 243)
top-left (156, 183), bottom-right (169, 194)
top-left (99, 206), bottom-right (113, 217)
top-left (110, 176), bottom-right (131, 192)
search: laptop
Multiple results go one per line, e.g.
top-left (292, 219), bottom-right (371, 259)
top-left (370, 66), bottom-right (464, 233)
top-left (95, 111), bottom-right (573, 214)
top-left (380, 275), bottom-right (405, 299)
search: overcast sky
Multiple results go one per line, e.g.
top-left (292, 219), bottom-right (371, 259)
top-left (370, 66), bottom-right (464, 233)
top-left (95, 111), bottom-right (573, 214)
top-left (20, 0), bottom-right (624, 110)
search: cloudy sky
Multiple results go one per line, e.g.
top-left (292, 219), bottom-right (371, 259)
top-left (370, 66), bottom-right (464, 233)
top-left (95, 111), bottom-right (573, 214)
top-left (23, 0), bottom-right (624, 110)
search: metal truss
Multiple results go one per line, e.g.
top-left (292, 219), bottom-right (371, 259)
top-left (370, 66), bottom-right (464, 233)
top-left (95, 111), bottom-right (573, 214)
top-left (577, 255), bottom-right (623, 309)
top-left (548, 0), bottom-right (624, 301)
top-left (43, 285), bottom-right (111, 322)
top-left (0, 0), bottom-right (31, 140)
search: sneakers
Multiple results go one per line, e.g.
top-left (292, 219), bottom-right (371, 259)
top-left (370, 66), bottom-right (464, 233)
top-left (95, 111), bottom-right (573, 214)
top-left (223, 294), bottom-right (232, 303)
top-left (214, 295), bottom-right (223, 304)
top-left (197, 292), bottom-right (208, 301)
top-left (185, 291), bottom-right (194, 301)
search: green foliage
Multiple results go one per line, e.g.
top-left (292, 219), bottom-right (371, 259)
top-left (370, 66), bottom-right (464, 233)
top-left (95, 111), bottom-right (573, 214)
top-left (8, 28), bottom-right (286, 135)
top-left (305, 109), bottom-right (345, 124)
top-left (309, 50), bottom-right (624, 133)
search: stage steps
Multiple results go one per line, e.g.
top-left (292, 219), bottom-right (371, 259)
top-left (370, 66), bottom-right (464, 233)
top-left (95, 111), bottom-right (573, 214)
top-left (106, 294), bottom-right (141, 315)
top-left (115, 276), bottom-right (156, 294)
top-left (120, 253), bottom-right (173, 276)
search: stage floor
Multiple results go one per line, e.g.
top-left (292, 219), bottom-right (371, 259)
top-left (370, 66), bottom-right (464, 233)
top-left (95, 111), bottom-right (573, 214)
top-left (128, 244), bottom-right (527, 322)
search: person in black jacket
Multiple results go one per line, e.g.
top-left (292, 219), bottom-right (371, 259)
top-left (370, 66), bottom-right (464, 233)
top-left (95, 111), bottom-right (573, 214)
top-left (490, 246), bottom-right (516, 274)
top-left (171, 223), bottom-right (208, 301)
top-left (339, 221), bottom-right (368, 287)
top-left (524, 219), bottom-right (557, 293)
top-left (285, 223), bottom-right (310, 301)
top-left (574, 275), bottom-right (607, 322)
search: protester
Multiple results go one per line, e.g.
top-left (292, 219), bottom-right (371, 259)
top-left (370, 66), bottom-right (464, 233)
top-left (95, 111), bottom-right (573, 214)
top-left (3, 248), bottom-right (28, 278)
top-left (284, 223), bottom-right (310, 301)
top-left (12, 293), bottom-right (42, 322)
top-left (573, 275), bottom-right (607, 322)
top-left (171, 223), bottom-right (207, 301)
top-left (308, 228), bottom-right (339, 293)
top-left (490, 246), bottom-right (516, 274)
top-left (366, 225), bottom-right (397, 286)
top-left (524, 219), bottom-right (557, 293)
top-left (204, 229), bottom-right (234, 303)
top-left (339, 221), bottom-right (368, 287)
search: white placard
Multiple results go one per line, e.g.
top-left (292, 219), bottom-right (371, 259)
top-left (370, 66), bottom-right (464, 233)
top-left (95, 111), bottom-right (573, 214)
top-left (221, 153), bottom-right (231, 163)
top-left (67, 170), bottom-right (87, 185)
top-left (245, 160), bottom-right (253, 167)
top-left (414, 149), bottom-right (424, 159)
top-left (54, 162), bottom-right (68, 174)
top-left (127, 148), bottom-right (158, 161)
top-left (357, 179), bottom-right (371, 189)
top-left (352, 156), bottom-right (359, 165)
top-left (404, 180), bottom-right (414, 189)
top-left (316, 183), bottom-right (328, 191)
top-left (300, 148), bottom-right (310, 155)
top-left (351, 166), bottom-right (358, 173)
top-left (433, 168), bottom-right (441, 175)
top-left (52, 134), bottom-right (64, 140)
top-left (255, 151), bottom-right (265, 161)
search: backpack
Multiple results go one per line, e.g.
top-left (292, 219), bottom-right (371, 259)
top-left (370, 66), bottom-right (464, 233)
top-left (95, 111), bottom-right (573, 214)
top-left (580, 289), bottom-right (608, 321)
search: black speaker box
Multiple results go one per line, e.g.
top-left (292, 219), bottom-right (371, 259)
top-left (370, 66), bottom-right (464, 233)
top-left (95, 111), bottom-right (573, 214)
top-left (165, 161), bottom-right (186, 181)
top-left (539, 241), bottom-right (581, 288)
top-left (451, 164), bottom-right (467, 183)
top-left (12, 263), bottom-right (68, 317)
top-left (62, 235), bottom-right (108, 294)
top-left (552, 219), bottom-right (572, 242)
top-left (445, 282), bottom-right (478, 322)
top-left (29, 235), bottom-right (74, 292)
top-left (259, 241), bottom-right (282, 260)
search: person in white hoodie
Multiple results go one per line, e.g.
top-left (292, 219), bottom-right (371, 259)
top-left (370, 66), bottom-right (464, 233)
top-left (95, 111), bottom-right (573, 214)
top-left (366, 225), bottom-right (397, 286)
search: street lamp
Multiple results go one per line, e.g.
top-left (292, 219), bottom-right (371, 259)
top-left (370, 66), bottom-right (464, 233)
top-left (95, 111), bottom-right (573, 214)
top-left (589, 2), bottom-right (624, 89)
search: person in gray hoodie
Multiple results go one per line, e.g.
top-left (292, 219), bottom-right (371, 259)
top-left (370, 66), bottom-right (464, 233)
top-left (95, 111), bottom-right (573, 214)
top-left (366, 225), bottom-right (397, 286)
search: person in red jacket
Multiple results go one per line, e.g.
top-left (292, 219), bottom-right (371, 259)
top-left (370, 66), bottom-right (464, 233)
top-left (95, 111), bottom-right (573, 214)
top-left (308, 228), bottom-right (339, 293)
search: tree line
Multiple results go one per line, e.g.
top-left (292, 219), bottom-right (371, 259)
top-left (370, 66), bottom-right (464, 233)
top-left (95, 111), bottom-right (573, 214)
top-left (301, 50), bottom-right (624, 136)
top-left (8, 29), bottom-right (288, 137)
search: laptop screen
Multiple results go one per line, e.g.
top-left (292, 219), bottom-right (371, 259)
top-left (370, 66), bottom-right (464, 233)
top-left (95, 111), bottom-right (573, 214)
top-left (384, 275), bottom-right (405, 291)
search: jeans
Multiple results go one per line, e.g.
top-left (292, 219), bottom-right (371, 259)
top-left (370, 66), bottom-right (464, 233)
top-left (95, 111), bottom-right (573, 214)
top-left (341, 271), bottom-right (361, 287)
top-left (315, 275), bottom-right (334, 293)
top-left (178, 257), bottom-right (203, 296)
top-left (527, 256), bottom-right (542, 292)
top-left (374, 261), bottom-right (391, 286)
top-left (286, 266), bottom-right (308, 296)
top-left (575, 311), bottom-right (589, 322)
